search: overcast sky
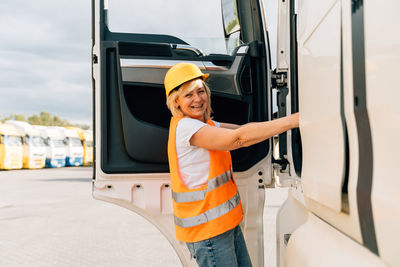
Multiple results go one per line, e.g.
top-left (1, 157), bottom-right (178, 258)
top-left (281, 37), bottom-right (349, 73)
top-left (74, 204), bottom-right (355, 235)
top-left (0, 0), bottom-right (91, 124)
top-left (0, 0), bottom-right (277, 126)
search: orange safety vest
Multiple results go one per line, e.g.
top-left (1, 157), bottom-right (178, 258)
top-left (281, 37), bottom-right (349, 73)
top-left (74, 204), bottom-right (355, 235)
top-left (168, 117), bottom-right (243, 243)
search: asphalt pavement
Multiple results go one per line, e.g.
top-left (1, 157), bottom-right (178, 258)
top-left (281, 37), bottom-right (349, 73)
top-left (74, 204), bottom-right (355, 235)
top-left (0, 167), bottom-right (287, 267)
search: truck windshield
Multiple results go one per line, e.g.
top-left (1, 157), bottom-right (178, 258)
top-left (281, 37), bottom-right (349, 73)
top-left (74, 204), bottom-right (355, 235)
top-left (50, 139), bottom-right (65, 148)
top-left (69, 137), bottom-right (82, 147)
top-left (106, 0), bottom-right (243, 55)
top-left (3, 135), bottom-right (22, 146)
top-left (86, 141), bottom-right (93, 148)
top-left (29, 136), bottom-right (46, 147)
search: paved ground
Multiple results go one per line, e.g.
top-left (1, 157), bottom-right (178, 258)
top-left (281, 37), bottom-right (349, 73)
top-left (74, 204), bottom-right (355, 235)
top-left (0, 167), bottom-right (287, 267)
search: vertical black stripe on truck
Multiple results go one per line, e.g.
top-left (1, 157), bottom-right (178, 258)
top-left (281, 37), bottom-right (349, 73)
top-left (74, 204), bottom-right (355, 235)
top-left (340, 9), bottom-right (350, 213)
top-left (351, 0), bottom-right (379, 255)
top-left (289, 0), bottom-right (302, 177)
top-left (91, 0), bottom-right (96, 180)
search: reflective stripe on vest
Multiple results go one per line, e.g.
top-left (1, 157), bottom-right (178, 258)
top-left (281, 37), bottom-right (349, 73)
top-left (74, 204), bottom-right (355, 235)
top-left (172, 170), bottom-right (232, 203)
top-left (174, 192), bottom-right (241, 228)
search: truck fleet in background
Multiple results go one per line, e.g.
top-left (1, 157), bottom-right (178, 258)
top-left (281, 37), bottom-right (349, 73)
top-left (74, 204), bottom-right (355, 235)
top-left (0, 120), bottom-right (93, 170)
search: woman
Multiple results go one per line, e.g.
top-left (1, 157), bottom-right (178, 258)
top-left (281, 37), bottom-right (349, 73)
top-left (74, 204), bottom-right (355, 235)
top-left (165, 63), bottom-right (299, 267)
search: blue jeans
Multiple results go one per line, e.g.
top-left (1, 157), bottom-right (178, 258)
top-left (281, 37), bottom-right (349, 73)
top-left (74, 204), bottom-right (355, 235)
top-left (186, 225), bottom-right (253, 267)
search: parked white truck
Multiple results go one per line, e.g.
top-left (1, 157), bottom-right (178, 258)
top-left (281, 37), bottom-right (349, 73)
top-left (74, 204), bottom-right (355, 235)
top-left (4, 120), bottom-right (46, 169)
top-left (92, 0), bottom-right (399, 266)
top-left (0, 122), bottom-right (23, 170)
top-left (58, 127), bottom-right (84, 167)
top-left (35, 126), bottom-right (66, 168)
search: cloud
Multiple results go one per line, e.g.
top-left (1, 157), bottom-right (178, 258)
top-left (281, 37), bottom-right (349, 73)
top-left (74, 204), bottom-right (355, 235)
top-left (0, 0), bottom-right (92, 124)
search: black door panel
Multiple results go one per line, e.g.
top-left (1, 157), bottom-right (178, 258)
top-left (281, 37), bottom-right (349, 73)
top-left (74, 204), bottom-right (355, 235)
top-left (101, 43), bottom-right (168, 173)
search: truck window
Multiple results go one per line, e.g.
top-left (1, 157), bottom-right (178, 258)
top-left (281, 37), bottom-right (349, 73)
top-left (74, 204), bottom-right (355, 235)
top-left (106, 0), bottom-right (243, 55)
top-left (30, 136), bottom-right (46, 147)
top-left (70, 137), bottom-right (83, 147)
top-left (3, 136), bottom-right (22, 146)
top-left (51, 139), bottom-right (65, 148)
top-left (85, 141), bottom-right (93, 148)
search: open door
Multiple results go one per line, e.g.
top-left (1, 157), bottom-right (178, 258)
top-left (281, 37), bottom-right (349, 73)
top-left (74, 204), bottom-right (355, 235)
top-left (92, 0), bottom-right (273, 266)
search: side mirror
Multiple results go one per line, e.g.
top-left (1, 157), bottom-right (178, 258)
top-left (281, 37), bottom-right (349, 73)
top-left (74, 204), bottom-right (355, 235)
top-left (221, 0), bottom-right (242, 55)
top-left (221, 0), bottom-right (240, 36)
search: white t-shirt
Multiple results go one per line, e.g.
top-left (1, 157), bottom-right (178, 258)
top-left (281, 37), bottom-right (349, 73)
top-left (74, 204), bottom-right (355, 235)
top-left (175, 117), bottom-right (220, 189)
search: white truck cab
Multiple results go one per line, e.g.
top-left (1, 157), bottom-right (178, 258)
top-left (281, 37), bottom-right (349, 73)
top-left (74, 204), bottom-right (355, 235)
top-left (4, 120), bottom-right (46, 169)
top-left (0, 122), bottom-right (23, 170)
top-left (61, 128), bottom-right (84, 166)
top-left (92, 0), bottom-right (400, 266)
top-left (35, 126), bottom-right (67, 168)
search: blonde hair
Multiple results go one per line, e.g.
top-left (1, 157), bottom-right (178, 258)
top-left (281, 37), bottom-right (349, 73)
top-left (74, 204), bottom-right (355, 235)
top-left (166, 78), bottom-right (212, 121)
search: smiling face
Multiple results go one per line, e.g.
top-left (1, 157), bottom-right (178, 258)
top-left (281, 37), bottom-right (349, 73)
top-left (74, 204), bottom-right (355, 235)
top-left (175, 79), bottom-right (209, 122)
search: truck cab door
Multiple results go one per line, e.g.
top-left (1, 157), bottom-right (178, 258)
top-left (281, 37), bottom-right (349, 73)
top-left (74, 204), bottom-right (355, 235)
top-left (92, 0), bottom-right (274, 266)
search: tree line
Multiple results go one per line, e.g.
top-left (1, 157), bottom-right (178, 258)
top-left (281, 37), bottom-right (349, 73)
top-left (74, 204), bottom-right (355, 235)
top-left (0, 112), bottom-right (90, 130)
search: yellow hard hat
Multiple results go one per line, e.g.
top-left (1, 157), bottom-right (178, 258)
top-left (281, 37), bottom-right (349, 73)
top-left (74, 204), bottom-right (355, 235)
top-left (164, 62), bottom-right (209, 98)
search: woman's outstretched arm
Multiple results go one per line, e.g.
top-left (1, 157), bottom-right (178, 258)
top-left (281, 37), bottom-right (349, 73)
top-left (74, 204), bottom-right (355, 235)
top-left (190, 113), bottom-right (299, 151)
